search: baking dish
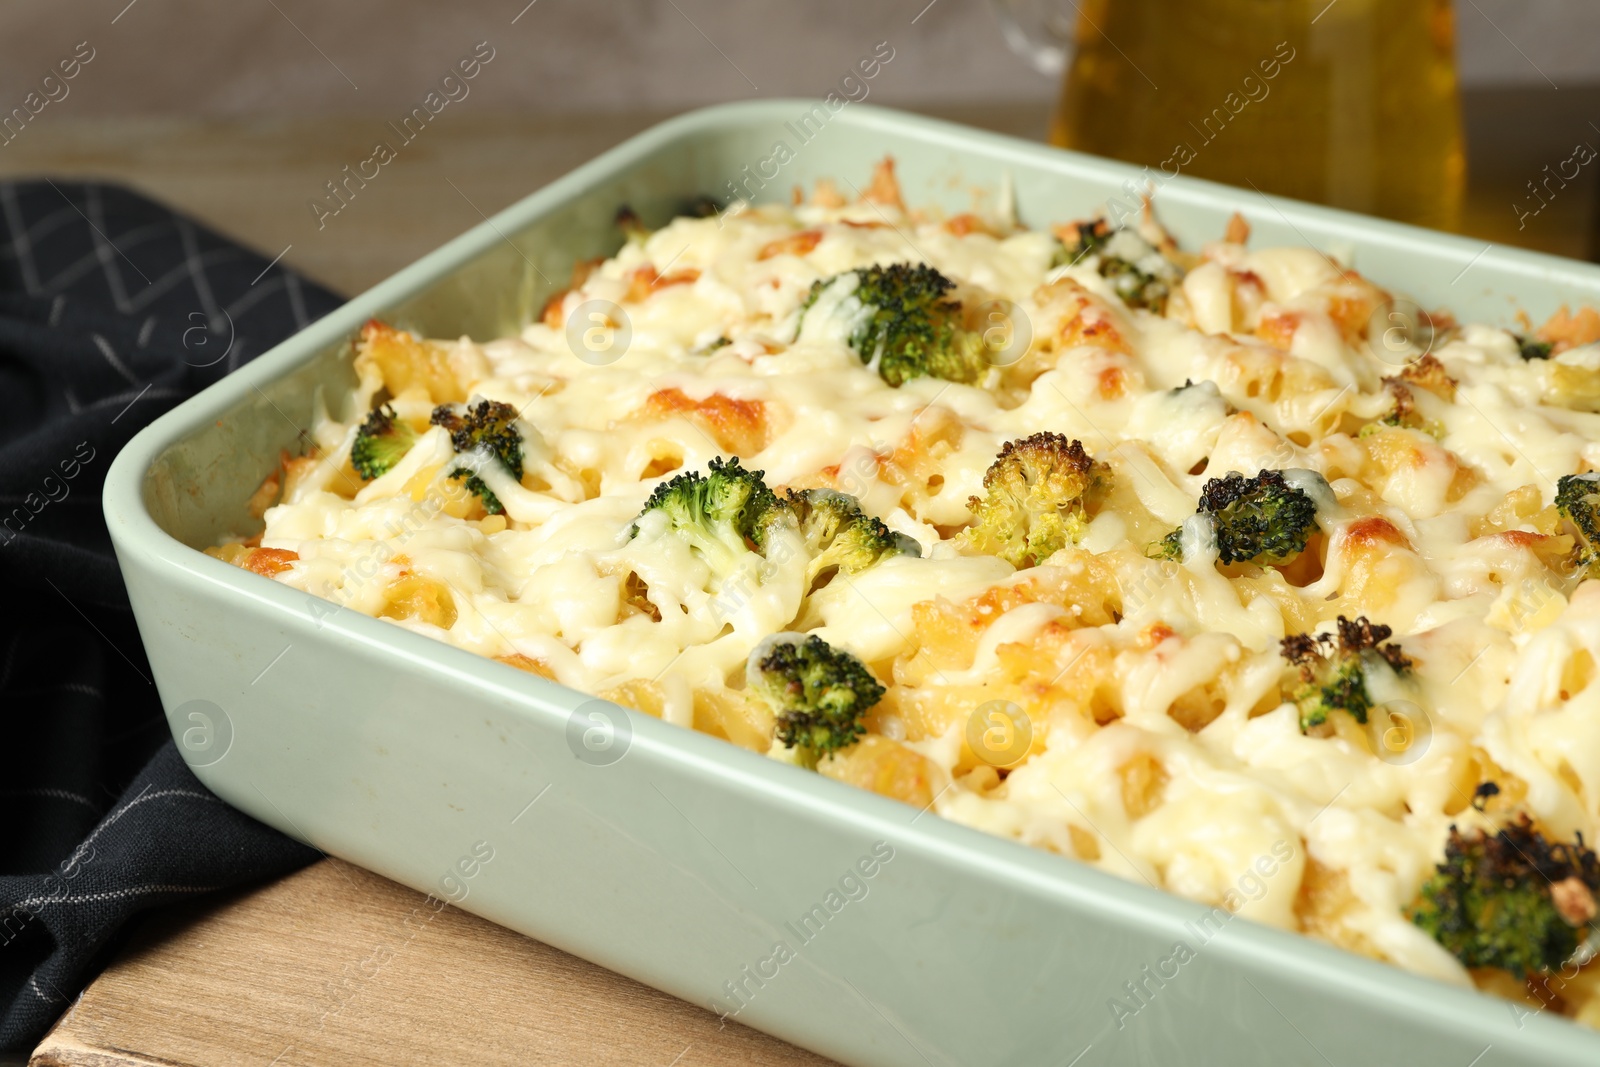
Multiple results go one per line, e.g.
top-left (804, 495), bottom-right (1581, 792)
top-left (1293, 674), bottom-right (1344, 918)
top-left (104, 100), bottom-right (1600, 1066)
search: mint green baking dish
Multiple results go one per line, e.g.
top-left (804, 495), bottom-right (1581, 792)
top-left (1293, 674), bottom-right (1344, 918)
top-left (104, 101), bottom-right (1600, 1066)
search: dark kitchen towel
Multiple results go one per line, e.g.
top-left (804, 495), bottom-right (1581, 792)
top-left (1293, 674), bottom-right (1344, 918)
top-left (0, 181), bottom-right (337, 1052)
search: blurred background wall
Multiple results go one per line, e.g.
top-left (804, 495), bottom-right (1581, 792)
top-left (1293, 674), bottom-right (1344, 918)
top-left (0, 0), bottom-right (1593, 116)
top-left (0, 0), bottom-right (1591, 293)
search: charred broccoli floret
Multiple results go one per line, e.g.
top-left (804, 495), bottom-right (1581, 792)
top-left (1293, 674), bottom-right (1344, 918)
top-left (430, 399), bottom-right (525, 515)
top-left (1410, 816), bottom-right (1600, 977)
top-left (1555, 472), bottom-right (1600, 578)
top-left (351, 404), bottom-right (420, 480)
top-left (1051, 218), bottom-right (1178, 311)
top-left (1052, 218), bottom-right (1117, 267)
top-left (784, 488), bottom-right (920, 586)
top-left (629, 456), bottom-right (788, 574)
top-left (797, 262), bottom-right (986, 387)
top-left (678, 194), bottom-right (723, 219)
top-left (615, 204), bottom-right (650, 243)
top-left (1517, 335), bottom-right (1554, 361)
top-left (1378, 378), bottom-right (1424, 430)
top-left (1279, 615), bottom-right (1413, 733)
top-left (748, 633), bottom-right (884, 769)
top-left (431, 399), bottom-right (524, 472)
top-left (958, 432), bottom-right (1104, 569)
top-left (1156, 469), bottom-right (1321, 566)
top-left (1358, 379), bottom-right (1441, 439)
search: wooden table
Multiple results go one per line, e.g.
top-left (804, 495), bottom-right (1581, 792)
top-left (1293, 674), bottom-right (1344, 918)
top-left (9, 91), bottom-right (1599, 1066)
top-left (27, 859), bottom-right (831, 1067)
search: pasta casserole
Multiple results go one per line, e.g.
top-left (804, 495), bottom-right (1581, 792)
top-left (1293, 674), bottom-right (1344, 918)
top-left (210, 160), bottom-right (1600, 1023)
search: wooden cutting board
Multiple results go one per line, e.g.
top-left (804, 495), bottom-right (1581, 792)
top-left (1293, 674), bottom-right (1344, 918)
top-left (28, 858), bottom-right (835, 1067)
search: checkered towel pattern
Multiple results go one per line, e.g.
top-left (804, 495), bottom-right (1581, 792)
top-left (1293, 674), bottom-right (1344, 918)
top-left (0, 182), bottom-right (338, 1052)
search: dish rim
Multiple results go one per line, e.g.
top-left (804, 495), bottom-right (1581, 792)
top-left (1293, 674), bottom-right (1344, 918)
top-left (101, 98), bottom-right (1600, 1056)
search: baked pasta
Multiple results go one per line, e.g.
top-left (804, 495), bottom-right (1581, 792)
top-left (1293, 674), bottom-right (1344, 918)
top-left (211, 160), bottom-right (1600, 1023)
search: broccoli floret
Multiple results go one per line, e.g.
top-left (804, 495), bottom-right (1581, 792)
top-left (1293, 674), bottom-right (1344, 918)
top-left (748, 633), bottom-right (884, 769)
top-left (431, 399), bottom-right (524, 473)
top-left (678, 195), bottom-right (723, 219)
top-left (430, 399), bottom-right (525, 515)
top-left (351, 404), bottom-right (420, 480)
top-left (1378, 378), bottom-right (1423, 430)
top-left (1279, 615), bottom-right (1413, 733)
top-left (1157, 469), bottom-right (1320, 566)
top-left (797, 262), bottom-right (986, 388)
top-left (1051, 218), bottom-right (1117, 268)
top-left (1052, 218), bottom-right (1177, 311)
top-left (450, 472), bottom-right (501, 514)
top-left (1410, 816), bottom-right (1600, 977)
top-left (1149, 532), bottom-right (1185, 562)
top-left (630, 456), bottom-right (788, 574)
top-left (615, 204), bottom-right (650, 243)
top-left (1100, 261), bottom-right (1173, 312)
top-left (1358, 378), bottom-right (1442, 439)
top-left (1555, 472), bottom-right (1600, 578)
top-left (785, 488), bottom-right (921, 586)
top-left (1517, 335), bottom-right (1554, 361)
top-left (959, 433), bottom-right (1104, 569)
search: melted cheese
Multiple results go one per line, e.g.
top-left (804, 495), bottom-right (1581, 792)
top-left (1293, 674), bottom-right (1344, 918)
top-left (242, 187), bottom-right (1600, 1011)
